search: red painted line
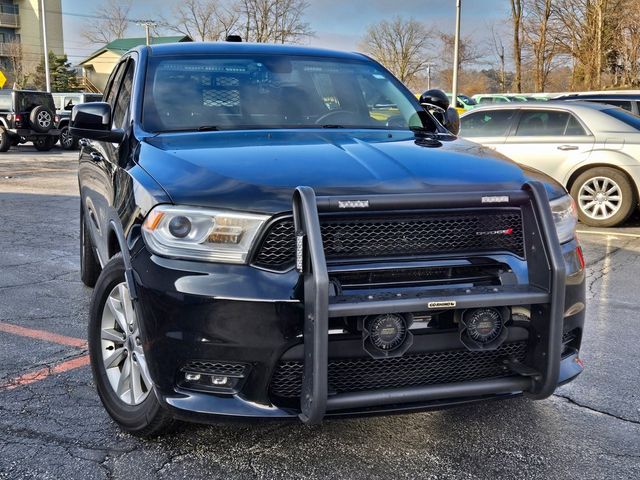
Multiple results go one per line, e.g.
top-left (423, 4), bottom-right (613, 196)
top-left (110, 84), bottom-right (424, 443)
top-left (0, 321), bottom-right (87, 348)
top-left (0, 354), bottom-right (90, 391)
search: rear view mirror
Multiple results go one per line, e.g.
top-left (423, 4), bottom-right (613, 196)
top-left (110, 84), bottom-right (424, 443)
top-left (70, 102), bottom-right (124, 143)
top-left (64, 100), bottom-right (74, 111)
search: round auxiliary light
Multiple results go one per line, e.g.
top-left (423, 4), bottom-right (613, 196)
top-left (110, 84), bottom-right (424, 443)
top-left (368, 314), bottom-right (407, 351)
top-left (168, 216), bottom-right (192, 238)
top-left (465, 308), bottom-right (503, 344)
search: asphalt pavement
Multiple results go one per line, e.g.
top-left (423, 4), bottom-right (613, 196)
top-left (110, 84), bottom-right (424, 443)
top-left (0, 147), bottom-right (639, 479)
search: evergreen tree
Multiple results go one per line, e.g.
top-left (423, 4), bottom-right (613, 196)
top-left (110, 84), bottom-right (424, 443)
top-left (33, 51), bottom-right (80, 92)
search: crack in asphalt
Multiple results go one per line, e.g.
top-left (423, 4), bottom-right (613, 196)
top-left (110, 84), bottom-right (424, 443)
top-left (554, 393), bottom-right (640, 426)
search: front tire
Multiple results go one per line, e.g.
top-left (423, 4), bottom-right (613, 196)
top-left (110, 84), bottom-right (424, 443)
top-left (88, 254), bottom-right (174, 436)
top-left (570, 167), bottom-right (635, 227)
top-left (33, 136), bottom-right (55, 151)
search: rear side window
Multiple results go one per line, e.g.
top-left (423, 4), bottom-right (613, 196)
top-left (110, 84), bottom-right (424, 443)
top-left (514, 110), bottom-right (586, 136)
top-left (460, 109), bottom-right (516, 137)
top-left (602, 107), bottom-right (640, 130)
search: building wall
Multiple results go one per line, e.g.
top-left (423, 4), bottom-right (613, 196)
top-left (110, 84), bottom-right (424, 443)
top-left (18, 0), bottom-right (64, 75)
top-left (82, 50), bottom-right (120, 91)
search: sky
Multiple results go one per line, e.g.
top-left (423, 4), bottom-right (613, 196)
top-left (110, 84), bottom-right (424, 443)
top-left (60, 0), bottom-right (509, 64)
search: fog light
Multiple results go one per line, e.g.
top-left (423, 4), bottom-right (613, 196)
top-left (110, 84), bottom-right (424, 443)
top-left (185, 372), bottom-right (201, 382)
top-left (211, 375), bottom-right (228, 385)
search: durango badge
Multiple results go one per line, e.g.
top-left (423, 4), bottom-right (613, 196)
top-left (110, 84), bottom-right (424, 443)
top-left (427, 300), bottom-right (457, 309)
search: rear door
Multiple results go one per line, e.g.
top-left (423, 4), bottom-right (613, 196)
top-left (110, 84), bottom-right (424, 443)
top-left (498, 108), bottom-right (594, 182)
top-left (459, 108), bottom-right (517, 150)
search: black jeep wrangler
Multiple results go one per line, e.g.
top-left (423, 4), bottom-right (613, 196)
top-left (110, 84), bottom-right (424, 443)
top-left (72, 42), bottom-right (586, 437)
top-left (0, 89), bottom-right (60, 152)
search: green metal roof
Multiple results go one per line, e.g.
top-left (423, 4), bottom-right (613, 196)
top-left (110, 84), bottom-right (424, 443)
top-left (79, 35), bottom-right (192, 65)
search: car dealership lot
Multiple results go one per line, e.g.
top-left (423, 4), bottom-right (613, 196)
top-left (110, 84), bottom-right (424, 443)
top-left (0, 148), bottom-right (638, 480)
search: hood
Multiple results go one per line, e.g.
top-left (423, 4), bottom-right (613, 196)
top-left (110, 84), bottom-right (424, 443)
top-left (139, 130), bottom-right (565, 214)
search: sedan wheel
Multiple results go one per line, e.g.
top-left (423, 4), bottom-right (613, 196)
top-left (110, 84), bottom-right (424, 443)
top-left (570, 167), bottom-right (635, 227)
top-left (101, 282), bottom-right (153, 405)
top-left (577, 176), bottom-right (622, 221)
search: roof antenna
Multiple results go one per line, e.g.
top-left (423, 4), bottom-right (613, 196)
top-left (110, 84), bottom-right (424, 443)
top-left (226, 35), bottom-right (242, 42)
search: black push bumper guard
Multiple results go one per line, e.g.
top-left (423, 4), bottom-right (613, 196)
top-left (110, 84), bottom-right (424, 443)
top-left (292, 182), bottom-right (566, 424)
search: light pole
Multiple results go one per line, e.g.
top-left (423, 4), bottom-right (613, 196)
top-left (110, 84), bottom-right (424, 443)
top-left (451, 0), bottom-right (462, 107)
top-left (40, 0), bottom-right (51, 92)
top-left (426, 62), bottom-right (435, 90)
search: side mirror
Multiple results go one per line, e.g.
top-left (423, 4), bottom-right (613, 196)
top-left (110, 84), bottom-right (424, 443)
top-left (70, 102), bottom-right (124, 143)
top-left (443, 106), bottom-right (460, 135)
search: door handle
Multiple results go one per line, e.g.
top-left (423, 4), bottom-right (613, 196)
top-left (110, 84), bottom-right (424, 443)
top-left (557, 145), bottom-right (579, 151)
top-left (78, 138), bottom-right (90, 148)
top-left (89, 152), bottom-right (103, 162)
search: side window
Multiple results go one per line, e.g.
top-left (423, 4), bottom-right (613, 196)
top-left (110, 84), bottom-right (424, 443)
top-left (515, 110), bottom-right (572, 136)
top-left (104, 61), bottom-right (127, 108)
top-left (112, 61), bottom-right (134, 130)
top-left (460, 109), bottom-right (516, 137)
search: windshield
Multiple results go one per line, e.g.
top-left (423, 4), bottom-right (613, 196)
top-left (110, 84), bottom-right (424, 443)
top-left (602, 107), bottom-right (640, 130)
top-left (142, 54), bottom-right (431, 132)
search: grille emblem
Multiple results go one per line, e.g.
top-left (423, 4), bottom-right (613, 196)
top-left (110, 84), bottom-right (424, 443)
top-left (338, 200), bottom-right (369, 209)
top-left (428, 300), bottom-right (457, 309)
top-left (481, 195), bottom-right (509, 203)
top-left (476, 228), bottom-right (514, 236)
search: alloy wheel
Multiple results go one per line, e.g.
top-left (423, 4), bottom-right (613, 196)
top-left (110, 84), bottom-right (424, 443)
top-left (61, 128), bottom-right (73, 148)
top-left (37, 111), bottom-right (51, 128)
top-left (577, 176), bottom-right (622, 220)
top-left (100, 282), bottom-right (152, 405)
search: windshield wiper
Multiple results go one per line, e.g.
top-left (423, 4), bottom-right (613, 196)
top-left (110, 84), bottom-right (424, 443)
top-left (319, 124), bottom-right (344, 129)
top-left (197, 125), bottom-right (220, 131)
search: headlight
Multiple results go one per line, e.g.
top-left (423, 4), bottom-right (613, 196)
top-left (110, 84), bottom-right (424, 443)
top-left (142, 206), bottom-right (269, 263)
top-left (550, 194), bottom-right (578, 244)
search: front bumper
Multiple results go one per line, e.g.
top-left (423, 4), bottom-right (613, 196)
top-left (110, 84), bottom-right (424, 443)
top-left (130, 238), bottom-right (586, 422)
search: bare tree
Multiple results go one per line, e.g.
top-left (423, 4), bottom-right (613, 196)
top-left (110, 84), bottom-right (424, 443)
top-left (5, 40), bottom-right (28, 88)
top-left (509, 0), bottom-right (524, 92)
top-left (437, 33), bottom-right (481, 91)
top-left (238, 0), bottom-right (313, 44)
top-left (360, 17), bottom-right (435, 89)
top-left (166, 0), bottom-right (238, 41)
top-left (489, 25), bottom-right (507, 92)
top-left (523, 0), bottom-right (562, 92)
top-left (82, 0), bottom-right (132, 45)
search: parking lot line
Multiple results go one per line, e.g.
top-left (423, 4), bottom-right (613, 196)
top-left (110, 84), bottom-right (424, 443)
top-left (0, 354), bottom-right (89, 391)
top-left (0, 321), bottom-right (87, 348)
top-left (577, 229), bottom-right (640, 239)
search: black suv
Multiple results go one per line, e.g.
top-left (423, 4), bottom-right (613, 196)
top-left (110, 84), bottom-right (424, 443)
top-left (0, 89), bottom-right (60, 152)
top-left (53, 92), bottom-right (103, 150)
top-left (72, 42), bottom-right (586, 436)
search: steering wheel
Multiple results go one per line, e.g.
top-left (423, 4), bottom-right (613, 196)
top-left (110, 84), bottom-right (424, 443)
top-left (315, 110), bottom-right (359, 125)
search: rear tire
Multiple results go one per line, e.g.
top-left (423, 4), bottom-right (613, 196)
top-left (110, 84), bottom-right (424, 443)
top-left (89, 254), bottom-right (175, 437)
top-left (80, 206), bottom-right (101, 287)
top-left (570, 167), bottom-right (635, 227)
top-left (0, 130), bottom-right (10, 152)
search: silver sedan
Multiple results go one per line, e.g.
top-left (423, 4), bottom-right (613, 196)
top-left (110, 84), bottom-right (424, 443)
top-left (460, 101), bottom-right (640, 227)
